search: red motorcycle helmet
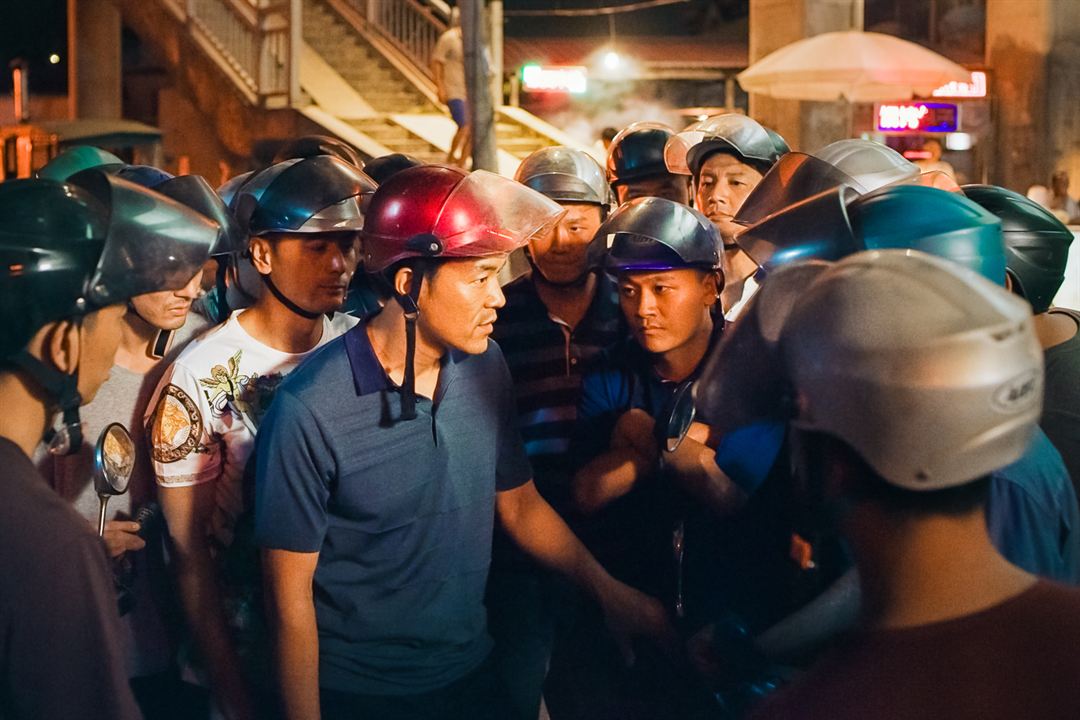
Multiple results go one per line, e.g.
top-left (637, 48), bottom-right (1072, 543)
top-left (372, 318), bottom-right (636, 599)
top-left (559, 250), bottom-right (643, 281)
top-left (363, 165), bottom-right (564, 272)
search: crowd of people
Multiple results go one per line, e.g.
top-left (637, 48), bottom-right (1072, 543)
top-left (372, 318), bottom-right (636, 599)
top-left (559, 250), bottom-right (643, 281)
top-left (2, 113), bottom-right (1079, 720)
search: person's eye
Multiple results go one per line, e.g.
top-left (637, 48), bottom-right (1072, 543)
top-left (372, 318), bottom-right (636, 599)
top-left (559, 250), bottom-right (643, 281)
top-left (620, 286), bottom-right (636, 297)
top-left (655, 285), bottom-right (672, 293)
top-left (309, 242), bottom-right (329, 253)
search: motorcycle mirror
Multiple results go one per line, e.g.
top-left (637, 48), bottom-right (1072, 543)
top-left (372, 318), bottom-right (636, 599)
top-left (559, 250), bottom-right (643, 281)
top-left (659, 380), bottom-right (697, 453)
top-left (93, 423), bottom-right (135, 536)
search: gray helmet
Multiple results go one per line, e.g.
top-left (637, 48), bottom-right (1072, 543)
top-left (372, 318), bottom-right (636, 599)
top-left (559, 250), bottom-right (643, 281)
top-left (963, 184), bottom-right (1074, 314)
top-left (515, 146), bottom-right (615, 212)
top-left (734, 152), bottom-right (860, 227)
top-left (599, 197), bottom-right (721, 272)
top-left (665, 114), bottom-right (783, 177)
top-left (699, 250), bottom-right (1042, 491)
top-left (813, 139), bottom-right (920, 194)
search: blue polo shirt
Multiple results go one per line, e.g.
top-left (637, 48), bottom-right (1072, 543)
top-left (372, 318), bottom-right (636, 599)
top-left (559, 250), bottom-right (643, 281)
top-left (254, 322), bottom-right (533, 695)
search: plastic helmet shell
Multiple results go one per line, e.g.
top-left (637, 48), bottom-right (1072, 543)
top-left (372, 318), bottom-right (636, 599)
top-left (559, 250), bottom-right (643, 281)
top-left (963, 184), bottom-right (1075, 313)
top-left (232, 155), bottom-right (377, 236)
top-left (735, 152), bottom-right (861, 227)
top-left (666, 114), bottom-right (782, 177)
top-left (606, 122), bottom-right (676, 186)
top-left (599, 196), bottom-right (721, 272)
top-left (784, 250), bottom-right (1041, 491)
top-left (362, 165), bottom-right (566, 272)
top-left (113, 164), bottom-right (175, 189)
top-left (218, 171), bottom-right (255, 210)
top-left (853, 184), bottom-right (1006, 284)
top-left (0, 175), bottom-right (217, 358)
top-left (515, 146), bottom-right (614, 210)
top-left (272, 134), bottom-right (363, 167)
top-left (813, 139), bottom-right (920, 193)
top-left (36, 145), bottom-right (124, 182)
top-left (363, 153), bottom-right (424, 185)
top-left (154, 175), bottom-right (248, 256)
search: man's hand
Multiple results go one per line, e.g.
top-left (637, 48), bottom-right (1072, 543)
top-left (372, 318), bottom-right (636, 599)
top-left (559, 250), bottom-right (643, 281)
top-left (687, 623), bottom-right (724, 682)
top-left (598, 578), bottom-right (679, 667)
top-left (102, 520), bottom-right (146, 559)
top-left (612, 408), bottom-right (659, 463)
top-left (685, 420), bottom-right (715, 447)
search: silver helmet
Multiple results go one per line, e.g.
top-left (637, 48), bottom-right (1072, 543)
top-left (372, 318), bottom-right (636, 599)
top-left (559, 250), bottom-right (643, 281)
top-left (813, 139), bottom-right (920, 194)
top-left (699, 249), bottom-right (1042, 491)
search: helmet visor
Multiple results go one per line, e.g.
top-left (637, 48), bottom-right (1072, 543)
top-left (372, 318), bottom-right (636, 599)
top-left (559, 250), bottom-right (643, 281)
top-left (432, 170), bottom-right (565, 259)
top-left (73, 171), bottom-right (217, 307)
top-left (154, 175), bottom-right (247, 256)
top-left (735, 152), bottom-right (859, 227)
top-left (736, 186), bottom-right (861, 270)
top-left (664, 124), bottom-right (705, 176)
top-left (250, 156), bottom-right (377, 235)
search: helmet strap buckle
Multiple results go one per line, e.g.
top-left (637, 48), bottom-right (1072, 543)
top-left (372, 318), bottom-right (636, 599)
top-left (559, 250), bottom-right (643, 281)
top-left (11, 350), bottom-right (84, 456)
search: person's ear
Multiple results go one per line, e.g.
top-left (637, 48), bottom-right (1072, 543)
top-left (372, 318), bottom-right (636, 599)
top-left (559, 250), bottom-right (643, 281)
top-left (44, 319), bottom-right (82, 374)
top-left (703, 270), bottom-right (723, 306)
top-left (393, 265), bottom-right (415, 298)
top-left (1004, 273), bottom-right (1014, 293)
top-left (249, 236), bottom-right (273, 275)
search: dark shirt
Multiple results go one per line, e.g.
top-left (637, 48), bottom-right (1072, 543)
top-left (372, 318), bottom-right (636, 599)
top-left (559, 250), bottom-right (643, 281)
top-left (750, 581), bottom-right (1080, 720)
top-left (492, 273), bottom-right (624, 510)
top-left (0, 437), bottom-right (141, 720)
top-left (254, 323), bottom-right (532, 695)
top-left (1042, 308), bottom-right (1080, 495)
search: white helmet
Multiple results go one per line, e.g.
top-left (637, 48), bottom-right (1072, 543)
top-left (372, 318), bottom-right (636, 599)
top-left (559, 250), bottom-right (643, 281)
top-left (699, 249), bottom-right (1043, 491)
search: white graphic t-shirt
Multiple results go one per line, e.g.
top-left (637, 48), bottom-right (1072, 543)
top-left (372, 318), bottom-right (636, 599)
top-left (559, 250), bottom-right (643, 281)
top-left (146, 310), bottom-right (358, 547)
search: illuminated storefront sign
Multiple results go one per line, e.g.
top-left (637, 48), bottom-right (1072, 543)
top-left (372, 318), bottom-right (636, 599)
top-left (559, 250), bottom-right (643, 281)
top-left (876, 102), bottom-right (959, 133)
top-left (932, 71), bottom-right (987, 98)
top-left (521, 65), bottom-right (588, 94)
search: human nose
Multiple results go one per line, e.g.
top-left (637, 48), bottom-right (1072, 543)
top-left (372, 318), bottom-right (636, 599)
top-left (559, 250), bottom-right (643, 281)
top-left (176, 271), bottom-right (203, 300)
top-left (487, 276), bottom-right (506, 310)
top-left (635, 288), bottom-right (657, 318)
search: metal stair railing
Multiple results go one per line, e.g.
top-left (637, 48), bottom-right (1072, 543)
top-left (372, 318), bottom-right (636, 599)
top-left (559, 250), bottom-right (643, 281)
top-left (161, 0), bottom-right (300, 108)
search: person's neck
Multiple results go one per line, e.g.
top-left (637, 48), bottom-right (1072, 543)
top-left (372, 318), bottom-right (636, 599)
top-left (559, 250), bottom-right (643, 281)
top-left (0, 374), bottom-right (52, 457)
top-left (113, 312), bottom-right (163, 375)
top-left (366, 302), bottom-right (445, 398)
top-left (849, 503), bottom-right (1036, 630)
top-left (533, 272), bottom-right (597, 329)
top-left (238, 295), bottom-right (325, 354)
top-left (1034, 310), bottom-right (1078, 350)
top-left (654, 314), bottom-right (713, 382)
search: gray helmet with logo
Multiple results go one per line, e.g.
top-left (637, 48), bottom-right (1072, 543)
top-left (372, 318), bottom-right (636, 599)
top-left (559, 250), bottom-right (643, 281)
top-left (698, 250), bottom-right (1042, 491)
top-left (515, 146), bottom-right (615, 213)
top-left (599, 196), bottom-right (721, 272)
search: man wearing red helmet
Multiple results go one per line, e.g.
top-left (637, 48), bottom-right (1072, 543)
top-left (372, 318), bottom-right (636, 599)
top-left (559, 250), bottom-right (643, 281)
top-left (254, 166), bottom-right (673, 720)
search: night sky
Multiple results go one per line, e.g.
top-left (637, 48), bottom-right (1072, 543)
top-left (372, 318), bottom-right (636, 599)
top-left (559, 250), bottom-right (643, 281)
top-left (0, 0), bottom-right (67, 92)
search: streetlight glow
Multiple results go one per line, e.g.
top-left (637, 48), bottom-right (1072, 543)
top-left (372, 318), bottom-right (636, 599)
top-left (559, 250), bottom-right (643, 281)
top-left (602, 50), bottom-right (621, 71)
top-left (49, 54), bottom-right (61, 65)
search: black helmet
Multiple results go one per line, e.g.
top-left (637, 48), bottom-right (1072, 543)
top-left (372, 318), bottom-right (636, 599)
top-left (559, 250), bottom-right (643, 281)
top-left (964, 184), bottom-right (1074, 313)
top-left (113, 164), bottom-right (175, 188)
top-left (599, 197), bottom-right (721, 272)
top-left (606, 122), bottom-right (676, 186)
top-left (1, 175), bottom-right (218, 453)
top-left (36, 145), bottom-right (124, 181)
top-left (665, 114), bottom-right (783, 178)
top-left (516, 146), bottom-right (614, 211)
top-left (273, 134), bottom-right (363, 167)
top-left (734, 152), bottom-right (859, 227)
top-left (363, 153), bottom-right (423, 185)
top-left (232, 155), bottom-right (377, 237)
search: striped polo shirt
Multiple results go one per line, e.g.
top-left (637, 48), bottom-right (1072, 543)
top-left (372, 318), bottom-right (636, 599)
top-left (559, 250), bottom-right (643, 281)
top-left (492, 271), bottom-right (626, 512)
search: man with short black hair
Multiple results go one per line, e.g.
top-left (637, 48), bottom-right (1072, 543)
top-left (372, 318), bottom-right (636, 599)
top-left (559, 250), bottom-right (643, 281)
top-left (0, 171), bottom-right (216, 719)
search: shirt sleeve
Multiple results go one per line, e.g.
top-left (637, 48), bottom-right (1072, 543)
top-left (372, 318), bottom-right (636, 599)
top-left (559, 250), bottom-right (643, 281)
top-left (146, 360), bottom-right (223, 487)
top-left (254, 388), bottom-right (332, 552)
top-left (570, 365), bottom-right (631, 468)
top-left (6, 533), bottom-right (142, 720)
top-left (432, 31), bottom-right (451, 65)
top-left (713, 421), bottom-right (787, 496)
top-left (490, 345), bottom-right (533, 492)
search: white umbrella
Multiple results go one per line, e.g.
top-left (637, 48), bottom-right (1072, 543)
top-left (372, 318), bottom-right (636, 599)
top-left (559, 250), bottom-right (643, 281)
top-left (737, 31), bottom-right (971, 102)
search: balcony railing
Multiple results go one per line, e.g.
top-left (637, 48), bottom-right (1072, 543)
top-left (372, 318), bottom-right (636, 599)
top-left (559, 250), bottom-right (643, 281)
top-left (334, 0), bottom-right (447, 81)
top-left (163, 0), bottom-right (299, 107)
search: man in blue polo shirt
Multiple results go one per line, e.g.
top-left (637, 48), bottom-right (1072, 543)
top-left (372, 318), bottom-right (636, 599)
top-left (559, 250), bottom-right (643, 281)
top-left (254, 166), bottom-right (674, 720)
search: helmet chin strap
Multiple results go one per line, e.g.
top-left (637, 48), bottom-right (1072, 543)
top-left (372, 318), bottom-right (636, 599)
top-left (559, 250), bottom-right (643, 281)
top-left (259, 272), bottom-right (324, 320)
top-left (393, 274), bottom-right (425, 422)
top-left (10, 350), bottom-right (83, 456)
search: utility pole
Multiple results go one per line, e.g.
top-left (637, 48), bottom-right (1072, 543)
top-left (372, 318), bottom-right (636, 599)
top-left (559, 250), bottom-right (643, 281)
top-left (461, 0), bottom-right (497, 171)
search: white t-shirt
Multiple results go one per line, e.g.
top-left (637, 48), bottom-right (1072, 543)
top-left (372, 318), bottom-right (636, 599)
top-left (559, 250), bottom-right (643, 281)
top-left (146, 310), bottom-right (357, 547)
top-left (432, 27), bottom-right (466, 100)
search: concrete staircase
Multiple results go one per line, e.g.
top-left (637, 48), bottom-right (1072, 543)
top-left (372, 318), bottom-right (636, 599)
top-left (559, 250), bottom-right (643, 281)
top-left (299, 0), bottom-right (566, 171)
